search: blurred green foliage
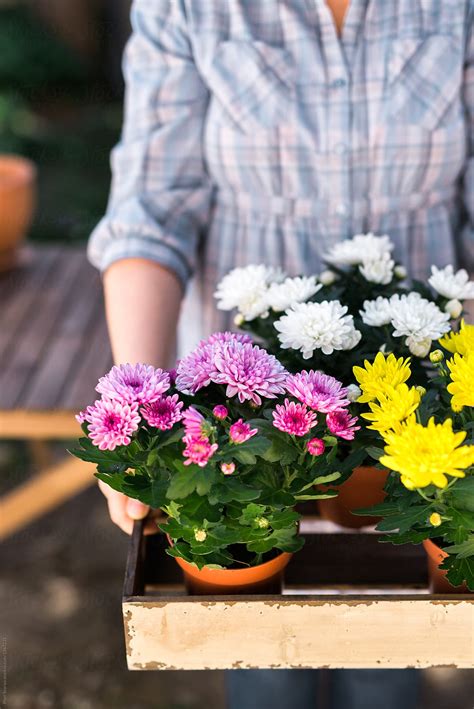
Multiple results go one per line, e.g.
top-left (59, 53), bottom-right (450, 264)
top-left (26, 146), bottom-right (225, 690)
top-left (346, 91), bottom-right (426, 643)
top-left (0, 6), bottom-right (122, 244)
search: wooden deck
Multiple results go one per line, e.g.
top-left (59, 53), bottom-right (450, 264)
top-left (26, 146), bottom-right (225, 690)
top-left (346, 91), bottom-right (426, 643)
top-left (0, 245), bottom-right (113, 538)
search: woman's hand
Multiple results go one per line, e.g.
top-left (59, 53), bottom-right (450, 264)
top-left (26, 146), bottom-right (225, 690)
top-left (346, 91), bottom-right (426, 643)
top-left (98, 481), bottom-right (160, 535)
top-left (99, 257), bottom-right (183, 534)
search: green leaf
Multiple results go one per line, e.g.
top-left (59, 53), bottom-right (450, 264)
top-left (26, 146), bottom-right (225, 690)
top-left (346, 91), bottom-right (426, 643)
top-left (167, 466), bottom-right (217, 499)
top-left (232, 436), bottom-right (272, 465)
top-left (444, 538), bottom-right (474, 559)
top-left (261, 435), bottom-right (298, 465)
top-left (365, 446), bottom-right (384, 461)
top-left (375, 505), bottom-right (431, 534)
top-left (211, 479), bottom-right (261, 503)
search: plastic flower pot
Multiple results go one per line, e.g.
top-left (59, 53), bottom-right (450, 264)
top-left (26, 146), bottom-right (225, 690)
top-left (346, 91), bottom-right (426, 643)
top-left (422, 539), bottom-right (469, 594)
top-left (318, 465), bottom-right (388, 529)
top-left (0, 155), bottom-right (36, 271)
top-left (167, 536), bottom-right (293, 595)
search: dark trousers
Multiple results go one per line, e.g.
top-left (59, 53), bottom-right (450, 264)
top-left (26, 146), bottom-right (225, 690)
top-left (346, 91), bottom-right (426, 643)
top-left (226, 669), bottom-right (421, 709)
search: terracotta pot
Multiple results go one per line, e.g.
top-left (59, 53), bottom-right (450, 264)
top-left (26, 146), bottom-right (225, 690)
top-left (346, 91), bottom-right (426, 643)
top-left (423, 539), bottom-right (469, 594)
top-left (0, 155), bottom-right (36, 271)
top-left (169, 538), bottom-right (292, 595)
top-left (318, 465), bottom-right (388, 529)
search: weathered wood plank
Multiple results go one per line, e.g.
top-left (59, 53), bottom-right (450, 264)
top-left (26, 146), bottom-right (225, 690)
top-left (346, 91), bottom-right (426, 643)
top-left (123, 596), bottom-right (474, 669)
top-left (59, 303), bottom-right (113, 411)
top-left (0, 248), bottom-right (60, 364)
top-left (0, 249), bottom-right (85, 408)
top-left (21, 254), bottom-right (104, 409)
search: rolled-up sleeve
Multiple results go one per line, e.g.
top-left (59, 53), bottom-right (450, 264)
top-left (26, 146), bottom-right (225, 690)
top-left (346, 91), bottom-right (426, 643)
top-left (457, 2), bottom-right (474, 271)
top-left (87, 0), bottom-right (213, 290)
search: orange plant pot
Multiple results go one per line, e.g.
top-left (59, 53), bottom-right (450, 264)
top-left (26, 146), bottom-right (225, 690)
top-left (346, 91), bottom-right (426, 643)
top-left (318, 465), bottom-right (388, 529)
top-left (170, 542), bottom-right (293, 595)
top-left (0, 155), bottom-right (36, 271)
top-left (422, 539), bottom-right (469, 594)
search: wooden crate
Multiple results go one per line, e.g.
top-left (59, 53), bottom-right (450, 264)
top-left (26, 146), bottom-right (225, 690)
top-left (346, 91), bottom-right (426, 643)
top-left (123, 517), bottom-right (474, 670)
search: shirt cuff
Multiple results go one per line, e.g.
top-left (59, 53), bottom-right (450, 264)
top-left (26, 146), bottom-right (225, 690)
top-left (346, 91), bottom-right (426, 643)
top-left (87, 227), bottom-right (191, 293)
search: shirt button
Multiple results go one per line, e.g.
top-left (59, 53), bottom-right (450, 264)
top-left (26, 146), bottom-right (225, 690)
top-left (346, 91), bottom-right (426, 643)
top-left (333, 142), bottom-right (348, 155)
top-left (330, 78), bottom-right (347, 89)
top-left (335, 202), bottom-right (349, 216)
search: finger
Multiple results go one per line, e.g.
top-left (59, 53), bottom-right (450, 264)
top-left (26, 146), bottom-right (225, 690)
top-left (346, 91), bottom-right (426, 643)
top-left (143, 518), bottom-right (160, 535)
top-left (105, 491), bottom-right (134, 535)
top-left (126, 498), bottom-right (150, 520)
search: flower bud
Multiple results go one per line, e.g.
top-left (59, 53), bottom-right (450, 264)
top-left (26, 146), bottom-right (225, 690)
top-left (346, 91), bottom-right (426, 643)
top-left (394, 265), bottom-right (407, 279)
top-left (194, 529), bottom-right (207, 542)
top-left (234, 313), bottom-right (244, 326)
top-left (255, 517), bottom-right (269, 529)
top-left (429, 349), bottom-right (444, 363)
top-left (220, 462), bottom-right (235, 476)
top-left (429, 513), bottom-right (442, 527)
top-left (213, 405), bottom-right (228, 420)
top-left (346, 384), bottom-right (362, 402)
top-left (307, 437), bottom-right (326, 456)
top-left (444, 298), bottom-right (463, 319)
top-left (406, 336), bottom-right (431, 358)
top-left (415, 385), bottom-right (426, 397)
top-left (318, 269), bottom-right (337, 286)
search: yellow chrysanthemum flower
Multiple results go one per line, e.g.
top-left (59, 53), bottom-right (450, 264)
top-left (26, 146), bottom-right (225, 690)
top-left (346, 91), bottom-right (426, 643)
top-left (447, 352), bottom-right (474, 411)
top-left (439, 320), bottom-right (474, 356)
top-left (380, 416), bottom-right (474, 489)
top-left (429, 513), bottom-right (442, 527)
top-left (361, 384), bottom-right (421, 433)
top-left (353, 352), bottom-right (412, 403)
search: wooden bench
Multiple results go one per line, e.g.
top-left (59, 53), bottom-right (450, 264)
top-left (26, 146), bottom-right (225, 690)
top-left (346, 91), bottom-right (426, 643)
top-left (0, 245), bottom-right (113, 539)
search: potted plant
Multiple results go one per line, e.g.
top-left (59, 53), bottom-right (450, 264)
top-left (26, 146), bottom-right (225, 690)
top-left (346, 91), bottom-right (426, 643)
top-left (70, 332), bottom-right (363, 594)
top-left (0, 153), bottom-right (36, 270)
top-left (352, 324), bottom-right (474, 592)
top-left (214, 234), bottom-right (474, 527)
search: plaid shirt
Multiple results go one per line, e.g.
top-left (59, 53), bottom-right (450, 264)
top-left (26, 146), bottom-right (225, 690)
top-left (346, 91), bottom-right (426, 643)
top-left (88, 0), bottom-right (474, 337)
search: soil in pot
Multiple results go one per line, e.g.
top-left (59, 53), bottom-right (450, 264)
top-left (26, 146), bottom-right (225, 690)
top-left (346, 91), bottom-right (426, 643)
top-left (168, 539), bottom-right (293, 595)
top-left (318, 465), bottom-right (388, 529)
top-left (423, 539), bottom-right (470, 594)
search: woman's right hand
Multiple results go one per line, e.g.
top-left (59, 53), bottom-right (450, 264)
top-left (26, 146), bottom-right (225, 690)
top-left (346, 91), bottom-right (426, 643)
top-left (100, 258), bottom-right (183, 535)
top-left (98, 480), bottom-right (160, 535)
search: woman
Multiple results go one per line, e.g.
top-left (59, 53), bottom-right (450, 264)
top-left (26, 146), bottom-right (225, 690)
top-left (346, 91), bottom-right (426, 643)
top-left (88, 1), bottom-right (473, 706)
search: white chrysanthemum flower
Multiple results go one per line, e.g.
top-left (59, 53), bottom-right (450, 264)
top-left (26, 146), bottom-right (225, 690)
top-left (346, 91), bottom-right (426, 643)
top-left (347, 384), bottom-right (362, 402)
top-left (394, 264), bottom-right (408, 279)
top-left (360, 296), bottom-right (393, 326)
top-left (444, 298), bottom-right (463, 319)
top-left (215, 264), bottom-right (285, 320)
top-left (389, 293), bottom-right (450, 348)
top-left (318, 269), bottom-right (338, 286)
top-left (359, 253), bottom-right (394, 285)
top-left (428, 265), bottom-right (474, 300)
top-left (274, 300), bottom-right (362, 358)
top-left (406, 336), bottom-right (432, 358)
top-left (267, 276), bottom-right (322, 312)
top-left (324, 232), bottom-right (394, 266)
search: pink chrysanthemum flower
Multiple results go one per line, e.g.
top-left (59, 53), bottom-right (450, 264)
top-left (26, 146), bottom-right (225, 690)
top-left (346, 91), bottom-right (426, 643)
top-left (175, 332), bottom-right (253, 394)
top-left (213, 340), bottom-right (288, 405)
top-left (75, 405), bottom-right (95, 425)
top-left (213, 405), bottom-right (228, 420)
top-left (183, 436), bottom-right (218, 467)
top-left (326, 410), bottom-right (360, 441)
top-left (286, 370), bottom-right (349, 413)
top-left (272, 399), bottom-right (318, 437)
top-left (168, 367), bottom-right (178, 386)
top-left (141, 395), bottom-right (183, 430)
top-left (221, 462), bottom-right (236, 475)
top-left (182, 406), bottom-right (209, 438)
top-left (207, 331), bottom-right (253, 346)
top-left (307, 437), bottom-right (326, 456)
top-left (229, 419), bottom-right (258, 443)
top-left (96, 363), bottom-right (170, 405)
top-left (86, 398), bottom-right (141, 451)
top-left (175, 341), bottom-right (216, 394)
